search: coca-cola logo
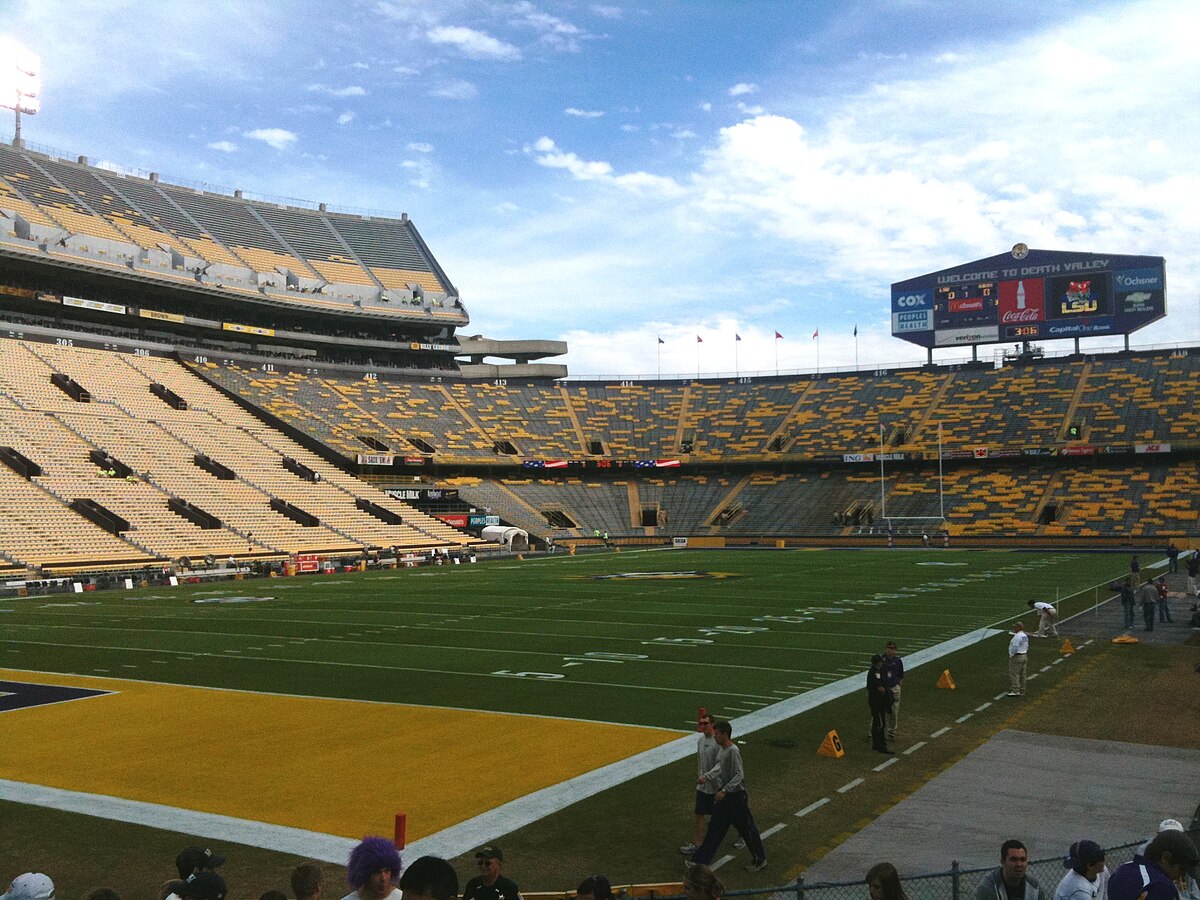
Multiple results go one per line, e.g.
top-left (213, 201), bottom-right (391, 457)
top-left (1000, 308), bottom-right (1040, 323)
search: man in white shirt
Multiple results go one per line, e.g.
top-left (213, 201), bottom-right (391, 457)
top-left (1028, 600), bottom-right (1059, 637)
top-left (680, 713), bottom-right (719, 856)
top-left (1008, 622), bottom-right (1029, 696)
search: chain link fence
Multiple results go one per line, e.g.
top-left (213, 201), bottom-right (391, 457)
top-left (634, 834), bottom-right (1191, 900)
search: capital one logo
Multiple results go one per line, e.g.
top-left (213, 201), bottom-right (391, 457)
top-left (998, 278), bottom-right (1044, 324)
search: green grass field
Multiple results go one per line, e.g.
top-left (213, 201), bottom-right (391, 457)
top-left (6, 547), bottom-right (1196, 900)
top-left (3, 547), bottom-right (1123, 728)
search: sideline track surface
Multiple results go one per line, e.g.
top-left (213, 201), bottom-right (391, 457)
top-left (0, 627), bottom-right (997, 862)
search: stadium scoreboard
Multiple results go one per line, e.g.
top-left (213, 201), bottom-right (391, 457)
top-left (891, 247), bottom-right (1166, 349)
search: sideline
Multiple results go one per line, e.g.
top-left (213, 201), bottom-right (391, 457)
top-left (0, 628), bottom-right (999, 863)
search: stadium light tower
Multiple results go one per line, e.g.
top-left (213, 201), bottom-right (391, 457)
top-left (0, 38), bottom-right (41, 147)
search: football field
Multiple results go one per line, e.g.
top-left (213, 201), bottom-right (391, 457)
top-left (1, 547), bottom-right (1125, 847)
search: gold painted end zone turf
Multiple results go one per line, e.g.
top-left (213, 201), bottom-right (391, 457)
top-left (1, 669), bottom-right (681, 839)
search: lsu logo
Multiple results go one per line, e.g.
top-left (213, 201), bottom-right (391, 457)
top-left (1061, 281), bottom-right (1098, 315)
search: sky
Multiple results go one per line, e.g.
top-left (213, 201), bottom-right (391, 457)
top-left (1, 0), bottom-right (1198, 378)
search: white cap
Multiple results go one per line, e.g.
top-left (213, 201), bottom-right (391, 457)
top-left (1159, 818), bottom-right (1185, 833)
top-left (0, 873), bottom-right (55, 900)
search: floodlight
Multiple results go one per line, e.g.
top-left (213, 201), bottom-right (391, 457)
top-left (0, 37), bottom-right (42, 144)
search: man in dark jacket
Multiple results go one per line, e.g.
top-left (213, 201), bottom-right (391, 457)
top-left (1108, 830), bottom-right (1198, 900)
top-left (974, 840), bottom-right (1047, 900)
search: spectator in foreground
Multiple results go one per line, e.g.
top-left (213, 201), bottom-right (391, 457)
top-left (0, 874), bottom-right (55, 900)
top-left (1137, 820), bottom-right (1200, 900)
top-left (1108, 830), bottom-right (1199, 900)
top-left (682, 865), bottom-right (723, 900)
top-left (866, 862), bottom-right (908, 900)
top-left (178, 873), bottom-right (227, 900)
top-left (1054, 840), bottom-right (1106, 900)
top-left (974, 840), bottom-right (1047, 900)
top-left (574, 875), bottom-right (612, 900)
top-left (398, 857), bottom-right (459, 900)
top-left (462, 846), bottom-right (519, 900)
top-left (343, 837), bottom-right (402, 900)
top-left (291, 864), bottom-right (323, 900)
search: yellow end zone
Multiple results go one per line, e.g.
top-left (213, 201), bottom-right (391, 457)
top-left (1, 669), bottom-right (681, 840)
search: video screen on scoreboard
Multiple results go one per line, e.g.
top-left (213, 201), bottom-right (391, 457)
top-left (1046, 273), bottom-right (1113, 319)
top-left (934, 281), bottom-right (997, 328)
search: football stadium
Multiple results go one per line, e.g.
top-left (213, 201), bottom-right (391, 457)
top-left (2, 8), bottom-right (1199, 900)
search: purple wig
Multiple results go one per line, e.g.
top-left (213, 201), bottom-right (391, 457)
top-left (347, 836), bottom-right (403, 890)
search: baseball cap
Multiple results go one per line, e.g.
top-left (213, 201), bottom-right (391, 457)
top-left (1159, 819), bottom-right (1185, 833)
top-left (178, 872), bottom-right (228, 900)
top-left (0, 874), bottom-right (54, 900)
top-left (176, 847), bottom-right (226, 879)
top-left (474, 846), bottom-right (503, 861)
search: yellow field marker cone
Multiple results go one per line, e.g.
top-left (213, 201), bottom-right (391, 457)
top-left (816, 730), bottom-right (845, 758)
top-left (1060, 638), bottom-right (1075, 655)
top-left (1112, 634), bottom-right (1140, 644)
top-left (936, 669), bottom-right (956, 689)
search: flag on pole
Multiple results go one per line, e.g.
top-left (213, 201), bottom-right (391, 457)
top-left (696, 335), bottom-right (703, 344)
top-left (735, 333), bottom-right (742, 341)
top-left (657, 336), bottom-right (665, 344)
top-left (812, 328), bottom-right (819, 339)
top-left (853, 325), bottom-right (858, 337)
top-left (774, 331), bottom-right (783, 340)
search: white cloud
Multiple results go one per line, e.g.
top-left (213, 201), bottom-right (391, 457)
top-left (590, 4), bottom-right (621, 19)
top-left (699, 102), bottom-right (712, 112)
top-left (206, 140), bottom-right (237, 153)
top-left (242, 128), bottom-right (298, 150)
top-left (427, 25), bottom-right (521, 61)
top-left (527, 136), bottom-right (685, 196)
top-left (509, 2), bottom-right (587, 52)
top-left (736, 102), bottom-right (765, 115)
top-left (337, 111), bottom-right (356, 125)
top-left (407, 142), bottom-right (434, 153)
top-left (729, 82), bottom-right (759, 97)
top-left (307, 83), bottom-right (368, 97)
top-left (672, 129), bottom-right (697, 140)
top-left (565, 107), bottom-right (604, 118)
top-left (429, 78), bottom-right (478, 100)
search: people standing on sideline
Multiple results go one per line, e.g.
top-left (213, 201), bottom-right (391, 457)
top-left (1154, 576), bottom-right (1174, 624)
top-left (1131, 554), bottom-right (1140, 578)
top-left (1167, 541), bottom-right (1180, 572)
top-left (974, 840), bottom-right (1048, 900)
top-left (342, 838), bottom-right (402, 900)
top-left (1119, 577), bottom-right (1137, 630)
top-left (867, 654), bottom-right (894, 754)
top-left (1054, 841), bottom-right (1106, 900)
top-left (881, 641), bottom-right (904, 745)
top-left (689, 720), bottom-right (767, 873)
top-left (867, 863), bottom-right (908, 900)
top-left (1028, 600), bottom-right (1060, 637)
top-left (462, 847), bottom-right (519, 900)
top-left (1008, 623), bottom-right (1029, 697)
top-left (680, 713), bottom-right (719, 856)
top-left (1107, 830), bottom-right (1199, 900)
top-left (1187, 551), bottom-right (1200, 596)
top-left (1139, 578), bottom-right (1159, 631)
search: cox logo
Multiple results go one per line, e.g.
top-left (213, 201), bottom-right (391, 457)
top-left (893, 292), bottom-right (930, 309)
